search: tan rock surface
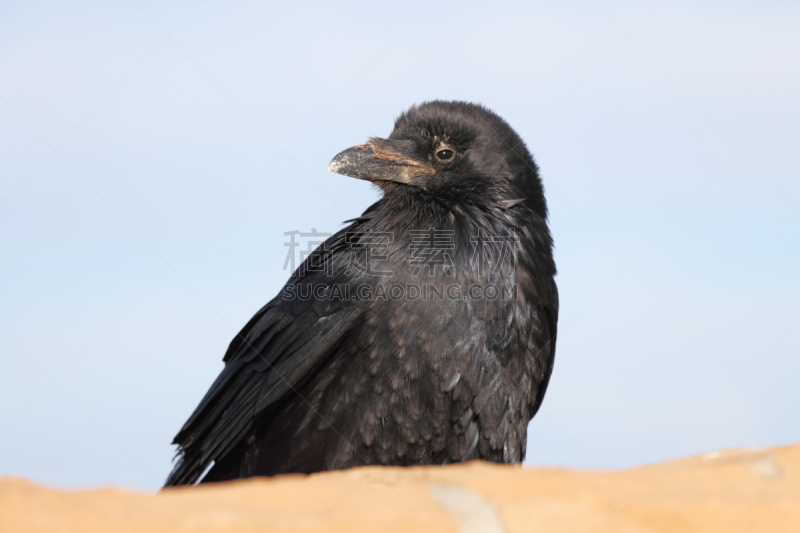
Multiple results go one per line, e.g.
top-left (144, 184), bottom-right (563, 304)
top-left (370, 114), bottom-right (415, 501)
top-left (2, 444), bottom-right (799, 532)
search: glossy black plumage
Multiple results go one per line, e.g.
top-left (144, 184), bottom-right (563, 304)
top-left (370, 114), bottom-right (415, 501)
top-left (165, 101), bottom-right (558, 486)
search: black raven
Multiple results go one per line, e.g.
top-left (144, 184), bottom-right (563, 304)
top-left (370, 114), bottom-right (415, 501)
top-left (165, 101), bottom-right (558, 486)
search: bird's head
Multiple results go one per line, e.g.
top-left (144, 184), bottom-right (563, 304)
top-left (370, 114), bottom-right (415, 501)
top-left (328, 101), bottom-right (547, 218)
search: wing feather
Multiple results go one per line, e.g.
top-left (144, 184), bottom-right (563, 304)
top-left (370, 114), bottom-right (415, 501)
top-left (165, 228), bottom-right (364, 486)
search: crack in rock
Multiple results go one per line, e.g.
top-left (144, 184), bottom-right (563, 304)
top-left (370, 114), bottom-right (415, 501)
top-left (428, 483), bottom-right (505, 533)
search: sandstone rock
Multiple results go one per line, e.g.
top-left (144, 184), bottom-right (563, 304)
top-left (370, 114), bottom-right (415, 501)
top-left (2, 444), bottom-right (799, 532)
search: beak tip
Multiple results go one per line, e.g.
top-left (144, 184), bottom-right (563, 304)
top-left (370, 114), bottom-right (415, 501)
top-left (327, 150), bottom-right (354, 176)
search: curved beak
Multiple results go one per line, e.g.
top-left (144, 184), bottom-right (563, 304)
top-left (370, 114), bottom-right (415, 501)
top-left (327, 138), bottom-right (431, 185)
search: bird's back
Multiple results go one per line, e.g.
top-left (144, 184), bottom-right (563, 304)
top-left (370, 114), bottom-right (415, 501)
top-left (186, 203), bottom-right (557, 483)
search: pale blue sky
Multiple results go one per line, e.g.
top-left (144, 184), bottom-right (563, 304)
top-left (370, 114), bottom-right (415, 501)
top-left (1, 0), bottom-right (799, 490)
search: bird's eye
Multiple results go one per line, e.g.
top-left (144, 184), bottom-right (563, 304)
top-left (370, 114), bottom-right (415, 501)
top-left (436, 149), bottom-right (454, 161)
